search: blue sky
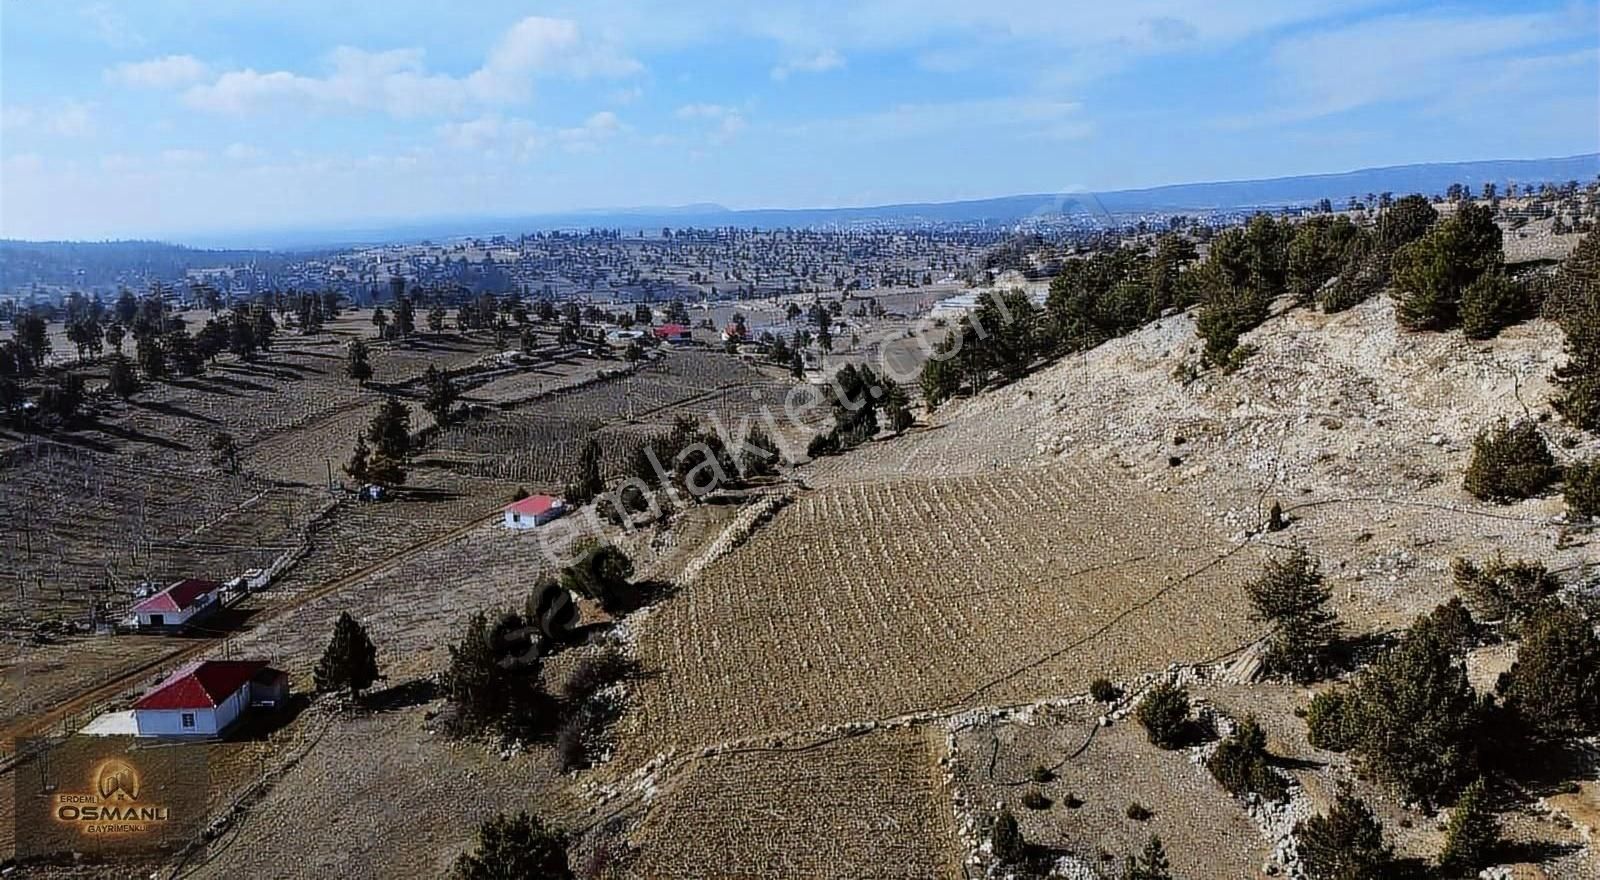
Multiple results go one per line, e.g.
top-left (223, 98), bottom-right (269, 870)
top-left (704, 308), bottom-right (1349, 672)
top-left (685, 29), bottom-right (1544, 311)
top-left (1, 0), bottom-right (1596, 241)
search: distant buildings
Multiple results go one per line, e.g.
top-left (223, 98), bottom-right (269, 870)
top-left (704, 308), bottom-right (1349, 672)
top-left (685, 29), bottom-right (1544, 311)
top-left (504, 494), bottom-right (567, 529)
top-left (132, 659), bottom-right (288, 737)
top-left (132, 578), bottom-right (222, 630)
top-left (652, 323), bottom-right (693, 344)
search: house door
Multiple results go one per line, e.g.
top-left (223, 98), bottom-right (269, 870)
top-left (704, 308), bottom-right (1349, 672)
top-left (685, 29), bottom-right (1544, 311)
top-left (149, 614), bottom-right (164, 626)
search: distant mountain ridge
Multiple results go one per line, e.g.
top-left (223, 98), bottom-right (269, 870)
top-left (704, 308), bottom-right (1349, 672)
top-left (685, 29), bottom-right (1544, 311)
top-left (192, 153), bottom-right (1597, 249)
top-left (13, 153), bottom-right (1600, 251)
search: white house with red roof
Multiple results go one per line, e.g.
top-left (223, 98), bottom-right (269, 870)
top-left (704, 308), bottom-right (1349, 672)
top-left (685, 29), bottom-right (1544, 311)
top-left (132, 659), bottom-right (288, 737)
top-left (132, 579), bottom-right (222, 629)
top-left (504, 494), bottom-right (567, 529)
top-left (652, 323), bottom-right (693, 344)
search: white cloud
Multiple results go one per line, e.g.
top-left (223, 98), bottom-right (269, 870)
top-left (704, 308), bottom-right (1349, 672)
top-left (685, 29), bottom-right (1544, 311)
top-left (1247, 7), bottom-right (1590, 124)
top-left (675, 104), bottom-right (747, 145)
top-left (223, 143), bottom-right (264, 161)
top-left (609, 86), bottom-right (644, 105)
top-left (106, 55), bottom-right (209, 89)
top-left (771, 48), bottom-right (845, 80)
top-left (184, 16), bottom-right (639, 118)
top-left (162, 149), bottom-right (207, 165)
top-left (790, 97), bottom-right (1091, 142)
top-left (467, 16), bottom-right (642, 103)
top-left (436, 114), bottom-right (545, 156)
top-left (79, 3), bottom-right (143, 49)
top-left (676, 103), bottom-right (736, 119)
top-left (1, 102), bottom-right (95, 137)
top-left (557, 111), bottom-right (627, 152)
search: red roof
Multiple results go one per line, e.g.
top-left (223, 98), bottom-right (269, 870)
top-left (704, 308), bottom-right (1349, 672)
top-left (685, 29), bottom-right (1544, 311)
top-left (133, 660), bottom-right (276, 710)
top-left (133, 579), bottom-right (221, 614)
top-left (653, 323), bottom-right (690, 338)
top-left (506, 494), bottom-right (563, 517)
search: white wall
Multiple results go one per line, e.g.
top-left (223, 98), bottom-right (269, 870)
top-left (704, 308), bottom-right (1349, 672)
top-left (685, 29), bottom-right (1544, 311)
top-left (134, 687), bottom-right (247, 737)
top-left (136, 593), bottom-right (217, 629)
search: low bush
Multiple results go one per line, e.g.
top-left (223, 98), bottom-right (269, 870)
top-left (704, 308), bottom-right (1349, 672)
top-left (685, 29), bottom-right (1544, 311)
top-left (991, 807), bottom-right (1024, 864)
top-left (450, 811), bottom-right (572, 880)
top-left (1206, 715), bottom-right (1287, 801)
top-left (1294, 792), bottom-right (1396, 880)
top-left (1452, 554), bottom-right (1559, 625)
top-left (1462, 419), bottom-right (1556, 502)
top-left (1021, 789), bottom-right (1051, 810)
top-left (1459, 271), bottom-right (1528, 340)
top-left (1497, 603), bottom-right (1600, 738)
top-left (1305, 689), bottom-right (1356, 752)
top-left (1438, 778), bottom-right (1499, 878)
top-left (1135, 682), bottom-right (1191, 749)
top-left (562, 647), bottom-right (635, 702)
top-left (1125, 802), bottom-right (1153, 821)
top-left (1565, 458), bottom-right (1600, 518)
top-left (1090, 677), bottom-right (1120, 702)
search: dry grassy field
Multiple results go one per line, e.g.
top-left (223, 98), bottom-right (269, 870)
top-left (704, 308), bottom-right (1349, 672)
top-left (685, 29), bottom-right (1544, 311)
top-left (612, 463), bottom-right (1264, 768)
top-left (628, 726), bottom-right (959, 879)
top-left (951, 701), bottom-right (1269, 875)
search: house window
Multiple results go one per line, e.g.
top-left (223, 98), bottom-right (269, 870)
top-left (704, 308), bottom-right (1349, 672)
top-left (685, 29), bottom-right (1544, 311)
top-left (181, 712), bottom-right (195, 728)
top-left (513, 513), bottom-right (521, 523)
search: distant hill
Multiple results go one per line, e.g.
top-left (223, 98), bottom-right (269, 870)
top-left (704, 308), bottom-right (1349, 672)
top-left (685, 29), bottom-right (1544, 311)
top-left (11, 153), bottom-right (1599, 253)
top-left (0, 239), bottom-right (274, 293)
top-left (196, 153), bottom-right (1597, 248)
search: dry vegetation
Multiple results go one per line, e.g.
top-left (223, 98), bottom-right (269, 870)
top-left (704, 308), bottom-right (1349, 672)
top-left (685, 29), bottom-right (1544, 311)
top-left (627, 726), bottom-right (959, 879)
top-left (5, 214), bottom-right (1599, 878)
top-left (612, 464), bottom-right (1263, 768)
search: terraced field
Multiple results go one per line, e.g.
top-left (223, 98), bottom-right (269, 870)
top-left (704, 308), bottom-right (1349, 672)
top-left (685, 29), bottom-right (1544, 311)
top-left (613, 463), bottom-right (1265, 767)
top-left (628, 726), bottom-right (958, 879)
top-left (432, 352), bottom-right (809, 489)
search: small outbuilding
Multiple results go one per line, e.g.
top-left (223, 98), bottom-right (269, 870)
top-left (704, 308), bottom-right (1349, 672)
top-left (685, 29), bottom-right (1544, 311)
top-left (504, 494), bottom-right (567, 529)
top-left (132, 659), bottom-right (288, 738)
top-left (132, 578), bottom-right (222, 630)
top-left (652, 323), bottom-right (693, 344)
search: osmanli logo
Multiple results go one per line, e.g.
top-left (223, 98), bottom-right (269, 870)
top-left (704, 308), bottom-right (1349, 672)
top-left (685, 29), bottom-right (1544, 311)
top-left (53, 758), bottom-right (173, 834)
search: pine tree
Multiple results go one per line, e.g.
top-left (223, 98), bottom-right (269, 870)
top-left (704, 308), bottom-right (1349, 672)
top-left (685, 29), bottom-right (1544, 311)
top-left (345, 337), bottom-right (373, 386)
top-left (1349, 606), bottom-right (1483, 805)
top-left (559, 545), bottom-right (635, 612)
top-left (1567, 458), bottom-right (1600, 519)
top-left (1207, 715), bottom-right (1286, 800)
top-left (366, 396), bottom-right (412, 461)
top-left (208, 432), bottom-right (240, 474)
top-left (1497, 603), bottom-right (1600, 737)
top-left (313, 611), bottom-right (380, 696)
top-left (990, 807), bottom-right (1024, 864)
top-left (422, 365), bottom-right (459, 426)
top-left (1451, 554), bottom-right (1558, 625)
top-left (1121, 835), bottom-right (1173, 880)
top-left (1437, 777), bottom-right (1498, 877)
top-left (344, 434), bottom-right (371, 483)
top-left (1136, 682), bottom-right (1190, 749)
top-left (106, 353), bottom-right (139, 398)
top-left (564, 437), bottom-right (606, 504)
top-left (1245, 547), bottom-right (1339, 682)
top-left (1296, 791), bottom-right (1396, 880)
top-left (1551, 233), bottom-right (1600, 430)
top-left (1462, 419), bottom-right (1556, 502)
top-left (450, 811), bottom-right (572, 880)
top-left (443, 611), bottom-right (549, 736)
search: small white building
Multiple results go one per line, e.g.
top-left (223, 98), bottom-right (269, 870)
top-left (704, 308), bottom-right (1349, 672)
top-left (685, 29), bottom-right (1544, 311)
top-left (132, 659), bottom-right (288, 738)
top-left (504, 494), bottom-right (567, 529)
top-left (132, 579), bottom-right (222, 629)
